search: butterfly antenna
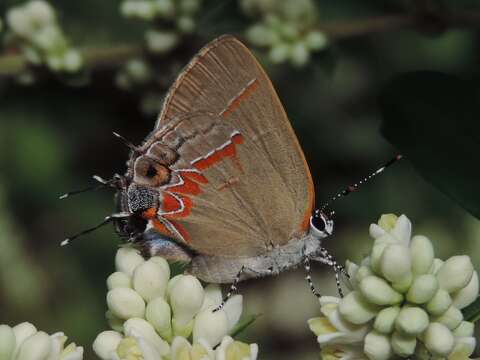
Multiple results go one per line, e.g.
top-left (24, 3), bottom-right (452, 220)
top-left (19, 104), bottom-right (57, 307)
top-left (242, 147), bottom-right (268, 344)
top-left (320, 154), bottom-right (403, 212)
top-left (113, 131), bottom-right (138, 152)
top-left (59, 175), bottom-right (118, 200)
top-left (61, 212), bottom-right (131, 246)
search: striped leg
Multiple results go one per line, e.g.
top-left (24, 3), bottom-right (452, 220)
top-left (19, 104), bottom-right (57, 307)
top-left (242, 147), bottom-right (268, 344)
top-left (213, 265), bottom-right (245, 312)
top-left (316, 247), bottom-right (347, 298)
top-left (304, 257), bottom-right (321, 298)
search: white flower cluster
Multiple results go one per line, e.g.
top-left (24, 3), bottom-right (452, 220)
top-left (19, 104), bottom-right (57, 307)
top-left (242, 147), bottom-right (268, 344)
top-left (0, 322), bottom-right (83, 360)
top-left (93, 247), bottom-right (258, 360)
top-left (115, 58), bottom-right (153, 90)
top-left (5, 0), bottom-right (83, 73)
top-left (241, 0), bottom-right (328, 67)
top-left (309, 214), bottom-right (478, 360)
top-left (120, 0), bottom-right (202, 54)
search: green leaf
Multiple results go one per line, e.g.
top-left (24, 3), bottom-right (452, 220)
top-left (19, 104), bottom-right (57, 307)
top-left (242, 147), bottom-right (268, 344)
top-left (229, 313), bottom-right (261, 338)
top-left (462, 297), bottom-right (480, 323)
top-left (379, 71), bottom-right (480, 219)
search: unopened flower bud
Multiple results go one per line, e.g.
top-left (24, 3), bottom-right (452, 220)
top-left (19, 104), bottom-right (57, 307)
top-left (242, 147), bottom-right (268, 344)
top-left (169, 275), bottom-right (204, 327)
top-left (370, 243), bottom-right (387, 274)
top-left (436, 255), bottom-right (473, 293)
top-left (93, 330), bottom-right (123, 360)
top-left (145, 297), bottom-right (172, 341)
top-left (410, 235), bottom-right (434, 275)
top-left (107, 271), bottom-right (132, 290)
top-left (452, 321), bottom-right (474, 337)
top-left (149, 257), bottom-right (170, 282)
top-left (406, 274), bottom-right (438, 304)
top-left (432, 305), bottom-right (463, 330)
top-left (391, 331), bottom-right (416, 357)
top-left (381, 244), bottom-right (412, 283)
top-left (304, 31), bottom-right (328, 51)
top-left (106, 310), bottom-right (124, 332)
top-left (429, 258), bottom-right (444, 274)
top-left (216, 336), bottom-right (258, 360)
top-left (359, 276), bottom-right (403, 305)
top-left (193, 309), bottom-right (229, 348)
top-left (373, 306), bottom-right (400, 334)
top-left (124, 318), bottom-right (170, 357)
top-left (364, 331), bottom-right (392, 360)
top-left (451, 271), bottom-right (479, 309)
top-left (395, 306), bottom-right (429, 335)
top-left (16, 331), bottom-right (51, 360)
top-left (269, 43), bottom-right (290, 64)
top-left (338, 291), bottom-right (380, 325)
top-left (377, 214), bottom-right (398, 232)
top-left (133, 259), bottom-right (169, 301)
top-left (390, 214), bottom-right (412, 245)
top-left (424, 322), bottom-right (454, 357)
top-left (145, 30), bottom-right (178, 54)
top-left (0, 325), bottom-right (15, 360)
top-left (355, 265), bottom-right (373, 284)
top-left (425, 288), bottom-right (452, 316)
top-left (391, 272), bottom-right (413, 293)
top-left (107, 287), bottom-right (146, 319)
top-left (115, 247), bottom-right (144, 277)
top-left (290, 42), bottom-right (309, 67)
top-left (12, 322), bottom-right (37, 354)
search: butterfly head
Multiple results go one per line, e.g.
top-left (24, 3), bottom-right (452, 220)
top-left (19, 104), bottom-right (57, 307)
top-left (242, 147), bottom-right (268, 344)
top-left (309, 209), bottom-right (334, 240)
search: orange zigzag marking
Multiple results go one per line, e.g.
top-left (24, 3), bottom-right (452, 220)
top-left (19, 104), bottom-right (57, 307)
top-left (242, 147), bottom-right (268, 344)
top-left (222, 79), bottom-right (259, 119)
top-left (193, 133), bottom-right (244, 171)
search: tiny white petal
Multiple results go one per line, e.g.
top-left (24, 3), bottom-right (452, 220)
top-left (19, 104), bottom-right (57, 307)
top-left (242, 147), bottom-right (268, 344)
top-left (13, 322), bottom-right (37, 356)
top-left (390, 214), bottom-right (412, 245)
top-left (123, 318), bottom-right (170, 357)
top-left (369, 223), bottom-right (386, 238)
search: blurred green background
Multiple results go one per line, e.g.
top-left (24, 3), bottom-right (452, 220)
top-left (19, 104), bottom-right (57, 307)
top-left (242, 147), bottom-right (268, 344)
top-left (0, 0), bottom-right (479, 359)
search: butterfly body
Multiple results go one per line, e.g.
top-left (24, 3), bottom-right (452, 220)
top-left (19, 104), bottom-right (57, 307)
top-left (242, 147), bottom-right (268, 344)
top-left (113, 35), bottom-right (333, 284)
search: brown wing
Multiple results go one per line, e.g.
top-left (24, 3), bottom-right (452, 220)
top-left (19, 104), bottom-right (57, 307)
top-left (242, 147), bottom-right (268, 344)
top-left (150, 35), bottom-right (314, 256)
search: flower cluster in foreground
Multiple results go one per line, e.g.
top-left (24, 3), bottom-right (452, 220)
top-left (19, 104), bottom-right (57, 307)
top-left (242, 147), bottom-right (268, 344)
top-left (309, 214), bottom-right (478, 360)
top-left (0, 322), bottom-right (83, 360)
top-left (5, 0), bottom-right (83, 74)
top-left (93, 247), bottom-right (258, 360)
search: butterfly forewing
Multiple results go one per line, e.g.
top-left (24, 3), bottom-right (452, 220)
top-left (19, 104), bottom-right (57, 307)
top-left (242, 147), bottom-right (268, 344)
top-left (143, 36), bottom-right (314, 257)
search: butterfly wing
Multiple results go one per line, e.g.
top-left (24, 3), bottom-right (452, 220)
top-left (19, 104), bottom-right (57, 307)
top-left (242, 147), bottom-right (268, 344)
top-left (147, 35), bottom-right (314, 257)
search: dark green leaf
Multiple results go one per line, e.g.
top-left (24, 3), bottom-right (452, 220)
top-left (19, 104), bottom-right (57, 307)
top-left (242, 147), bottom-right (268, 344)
top-left (379, 71), bottom-right (480, 219)
top-left (229, 313), bottom-right (261, 338)
top-left (462, 297), bottom-right (480, 322)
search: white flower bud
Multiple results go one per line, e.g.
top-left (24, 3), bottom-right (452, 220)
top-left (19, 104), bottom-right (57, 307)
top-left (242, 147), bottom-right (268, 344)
top-left (425, 288), bottom-right (452, 316)
top-left (432, 305), bottom-right (463, 330)
top-left (359, 276), bottom-right (403, 305)
top-left (7, 8), bottom-right (33, 37)
top-left (395, 306), bottom-right (429, 335)
top-left (338, 291), bottom-right (380, 325)
top-left (106, 310), bottom-right (124, 332)
top-left (406, 274), bottom-right (438, 304)
top-left (92, 330), bottom-right (123, 360)
top-left (62, 50), bottom-right (83, 73)
top-left (424, 322), bottom-right (454, 357)
top-left (215, 335), bottom-right (258, 360)
top-left (13, 322), bottom-right (37, 356)
top-left (0, 325), bottom-right (15, 360)
top-left (410, 235), bottom-right (434, 275)
top-left (452, 270), bottom-right (479, 309)
top-left (246, 24), bottom-right (279, 47)
top-left (390, 214), bottom-right (412, 245)
top-left (391, 272), bottom-right (413, 293)
top-left (373, 306), bottom-right (400, 334)
top-left (364, 331), bottom-right (392, 360)
top-left (145, 30), bottom-right (179, 54)
top-left (355, 265), bottom-right (374, 285)
top-left (304, 31), bottom-right (328, 51)
top-left (116, 336), bottom-right (160, 360)
top-left (269, 43), bottom-right (290, 64)
top-left (452, 321), bottom-right (474, 337)
top-left (436, 255), bottom-right (474, 293)
top-left (166, 274), bottom-right (183, 298)
top-left (107, 271), bottom-right (132, 290)
top-left (193, 309), bottom-right (229, 348)
top-left (377, 214), bottom-right (398, 232)
top-left (429, 258), bottom-right (444, 274)
top-left (27, 1), bottom-right (55, 25)
top-left (345, 261), bottom-right (359, 290)
top-left (177, 16), bottom-right (195, 33)
top-left (133, 259), bottom-right (169, 301)
top-left (370, 242), bottom-right (388, 274)
top-left (124, 318), bottom-right (170, 357)
top-left (169, 275), bottom-right (204, 326)
top-left (115, 247), bottom-right (144, 277)
top-left (149, 257), bottom-right (170, 280)
top-left (107, 287), bottom-right (146, 319)
top-left (369, 223), bottom-right (386, 238)
top-left (449, 337), bottom-right (476, 360)
top-left (145, 297), bottom-right (172, 340)
top-left (172, 318), bottom-right (194, 338)
top-left (391, 331), bottom-right (416, 357)
top-left (16, 331), bottom-right (51, 360)
top-left (223, 295), bottom-right (243, 331)
top-left (380, 244), bottom-right (412, 283)
top-left (200, 284), bottom-right (223, 311)
top-left (290, 42), bottom-right (309, 67)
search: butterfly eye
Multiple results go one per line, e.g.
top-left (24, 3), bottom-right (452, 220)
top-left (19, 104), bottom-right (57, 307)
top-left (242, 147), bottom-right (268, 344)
top-left (134, 156), bottom-right (171, 187)
top-left (311, 212), bottom-right (326, 232)
top-left (310, 210), bottom-right (334, 239)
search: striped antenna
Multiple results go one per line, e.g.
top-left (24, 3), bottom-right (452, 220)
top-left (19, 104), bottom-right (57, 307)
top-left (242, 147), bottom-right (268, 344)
top-left (320, 154), bottom-right (403, 212)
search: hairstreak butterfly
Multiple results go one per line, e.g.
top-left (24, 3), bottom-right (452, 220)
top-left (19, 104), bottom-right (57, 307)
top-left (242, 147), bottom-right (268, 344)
top-left (62, 35), bottom-right (401, 305)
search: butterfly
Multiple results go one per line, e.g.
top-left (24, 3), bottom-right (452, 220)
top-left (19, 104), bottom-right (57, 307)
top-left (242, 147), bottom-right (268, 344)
top-left (63, 35), bottom-right (400, 305)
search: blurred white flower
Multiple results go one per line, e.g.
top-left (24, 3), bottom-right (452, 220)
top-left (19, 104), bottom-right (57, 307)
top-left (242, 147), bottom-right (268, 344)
top-left (170, 336), bottom-right (214, 360)
top-left (145, 30), bottom-right (179, 54)
top-left (0, 322), bottom-right (83, 360)
top-left (215, 336), bottom-right (258, 360)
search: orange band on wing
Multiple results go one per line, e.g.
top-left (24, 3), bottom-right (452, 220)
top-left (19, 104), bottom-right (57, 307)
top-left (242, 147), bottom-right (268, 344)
top-left (221, 79), bottom-right (259, 119)
top-left (193, 133), bottom-right (244, 171)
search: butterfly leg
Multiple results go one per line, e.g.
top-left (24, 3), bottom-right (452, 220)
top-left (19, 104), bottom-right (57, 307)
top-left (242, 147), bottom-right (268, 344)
top-left (312, 247), bottom-right (349, 298)
top-left (213, 265), bottom-right (245, 312)
top-left (304, 257), bottom-right (321, 298)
